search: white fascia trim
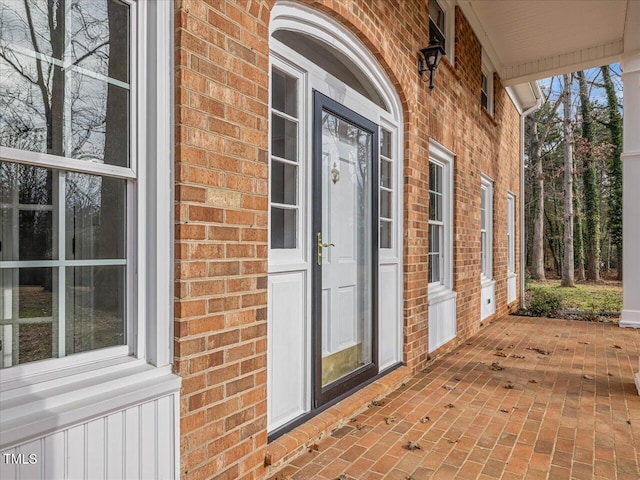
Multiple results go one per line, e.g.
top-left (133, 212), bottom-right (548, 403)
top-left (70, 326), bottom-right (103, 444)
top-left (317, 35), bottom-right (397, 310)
top-left (505, 82), bottom-right (542, 114)
top-left (0, 358), bottom-right (181, 450)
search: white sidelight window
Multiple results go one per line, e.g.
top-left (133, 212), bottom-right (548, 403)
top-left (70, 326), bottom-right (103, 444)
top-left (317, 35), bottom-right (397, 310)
top-left (380, 129), bottom-right (393, 249)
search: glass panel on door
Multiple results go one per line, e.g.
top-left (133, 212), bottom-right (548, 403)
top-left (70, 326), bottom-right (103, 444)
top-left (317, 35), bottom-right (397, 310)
top-left (319, 110), bottom-right (373, 387)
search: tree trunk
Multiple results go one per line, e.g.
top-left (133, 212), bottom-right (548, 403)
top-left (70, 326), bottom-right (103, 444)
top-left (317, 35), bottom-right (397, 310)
top-left (601, 65), bottom-right (623, 280)
top-left (577, 71), bottom-right (600, 282)
top-left (529, 116), bottom-right (546, 280)
top-left (574, 187), bottom-right (586, 281)
top-left (561, 74), bottom-right (575, 287)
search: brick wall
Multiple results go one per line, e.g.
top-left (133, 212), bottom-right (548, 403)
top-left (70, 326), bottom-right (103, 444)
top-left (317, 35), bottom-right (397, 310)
top-left (173, 1), bottom-right (522, 479)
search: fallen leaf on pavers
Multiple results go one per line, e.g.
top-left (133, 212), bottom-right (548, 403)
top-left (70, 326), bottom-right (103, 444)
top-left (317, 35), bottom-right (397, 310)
top-left (350, 418), bottom-right (358, 422)
top-left (444, 403), bottom-right (455, 409)
top-left (308, 443), bottom-right (319, 452)
top-left (508, 344), bottom-right (515, 349)
top-left (613, 345), bottom-right (623, 349)
top-left (420, 416), bottom-right (431, 423)
top-left (263, 453), bottom-right (272, 467)
top-left (406, 441), bottom-right (422, 451)
top-left (528, 379), bottom-right (538, 383)
top-left (579, 341), bottom-right (589, 344)
top-left (496, 347), bottom-right (504, 351)
top-left (583, 375), bottom-right (593, 380)
top-left (526, 347), bottom-right (550, 355)
top-left (627, 420), bottom-right (632, 425)
top-left (370, 400), bottom-right (385, 407)
top-left (495, 351), bottom-right (507, 357)
top-left (446, 438), bottom-right (460, 444)
top-left (466, 342), bottom-right (473, 346)
top-left (453, 376), bottom-right (462, 382)
top-left (385, 416), bottom-right (396, 425)
top-left (506, 333), bottom-right (511, 336)
top-left (443, 384), bottom-right (456, 390)
top-left (608, 373), bottom-right (614, 376)
top-left (505, 383), bottom-right (515, 389)
top-left (490, 362), bottom-right (504, 371)
top-left (511, 354), bottom-right (525, 359)
top-left (334, 475), bottom-right (349, 480)
top-left (355, 423), bottom-right (366, 431)
top-left (499, 408), bottom-right (510, 413)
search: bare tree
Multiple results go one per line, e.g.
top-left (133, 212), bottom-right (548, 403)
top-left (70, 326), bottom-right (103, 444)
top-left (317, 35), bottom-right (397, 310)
top-left (577, 71), bottom-right (601, 282)
top-left (527, 85), bottom-right (563, 280)
top-left (561, 74), bottom-right (574, 287)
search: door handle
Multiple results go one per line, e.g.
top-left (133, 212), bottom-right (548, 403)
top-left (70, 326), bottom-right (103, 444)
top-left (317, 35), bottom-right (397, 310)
top-left (317, 232), bottom-right (335, 265)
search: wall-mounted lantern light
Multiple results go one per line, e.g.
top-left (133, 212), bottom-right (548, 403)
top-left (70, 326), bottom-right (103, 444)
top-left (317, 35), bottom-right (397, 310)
top-left (418, 40), bottom-right (445, 90)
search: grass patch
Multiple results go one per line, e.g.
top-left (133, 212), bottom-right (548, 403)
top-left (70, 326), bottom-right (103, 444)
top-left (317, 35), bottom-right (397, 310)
top-left (527, 280), bottom-right (622, 313)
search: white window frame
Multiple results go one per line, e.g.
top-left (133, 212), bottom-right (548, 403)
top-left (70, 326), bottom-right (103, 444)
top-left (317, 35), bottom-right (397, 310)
top-left (0, 0), bottom-right (178, 450)
top-left (268, 57), bottom-right (306, 268)
top-left (429, 0), bottom-right (456, 62)
top-left (507, 192), bottom-right (516, 274)
top-left (481, 53), bottom-right (494, 115)
top-left (480, 176), bottom-right (493, 282)
top-left (379, 127), bottom-right (394, 250)
top-left (428, 140), bottom-right (454, 296)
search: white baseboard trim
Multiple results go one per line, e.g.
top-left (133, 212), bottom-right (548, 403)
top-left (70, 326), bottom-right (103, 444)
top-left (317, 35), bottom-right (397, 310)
top-left (620, 309), bottom-right (640, 328)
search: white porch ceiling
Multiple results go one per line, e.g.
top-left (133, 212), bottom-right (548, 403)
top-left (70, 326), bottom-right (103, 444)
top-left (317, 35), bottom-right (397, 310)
top-left (459, 0), bottom-right (630, 86)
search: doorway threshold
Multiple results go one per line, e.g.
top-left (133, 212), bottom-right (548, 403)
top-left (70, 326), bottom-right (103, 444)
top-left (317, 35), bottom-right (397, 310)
top-left (264, 365), bottom-right (411, 475)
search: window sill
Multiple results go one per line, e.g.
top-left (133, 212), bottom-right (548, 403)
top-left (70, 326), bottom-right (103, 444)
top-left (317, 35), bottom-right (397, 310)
top-left (428, 286), bottom-right (457, 306)
top-left (481, 277), bottom-right (496, 287)
top-left (0, 357), bottom-right (181, 450)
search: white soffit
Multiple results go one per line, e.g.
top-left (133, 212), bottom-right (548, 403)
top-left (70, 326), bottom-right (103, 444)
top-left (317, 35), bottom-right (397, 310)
top-left (459, 0), bottom-right (627, 85)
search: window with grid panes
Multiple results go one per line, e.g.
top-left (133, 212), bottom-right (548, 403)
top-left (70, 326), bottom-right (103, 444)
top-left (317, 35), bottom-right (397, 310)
top-left (428, 161), bottom-right (444, 284)
top-left (270, 67), bottom-right (299, 249)
top-left (380, 129), bottom-right (393, 249)
top-left (429, 0), bottom-right (446, 52)
top-left (481, 179), bottom-right (493, 279)
top-left (0, 0), bottom-right (134, 368)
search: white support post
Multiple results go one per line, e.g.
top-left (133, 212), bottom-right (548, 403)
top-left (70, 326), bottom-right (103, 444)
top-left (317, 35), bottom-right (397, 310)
top-left (619, 23), bottom-right (640, 395)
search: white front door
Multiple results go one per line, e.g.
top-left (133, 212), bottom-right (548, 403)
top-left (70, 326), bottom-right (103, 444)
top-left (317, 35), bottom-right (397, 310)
top-left (313, 92), bottom-right (378, 406)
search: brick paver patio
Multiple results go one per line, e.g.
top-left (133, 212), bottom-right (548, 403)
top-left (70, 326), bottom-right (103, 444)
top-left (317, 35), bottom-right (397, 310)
top-left (268, 316), bottom-right (640, 480)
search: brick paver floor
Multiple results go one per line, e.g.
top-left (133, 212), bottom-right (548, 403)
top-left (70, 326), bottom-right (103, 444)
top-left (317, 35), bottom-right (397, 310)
top-left (268, 316), bottom-right (640, 480)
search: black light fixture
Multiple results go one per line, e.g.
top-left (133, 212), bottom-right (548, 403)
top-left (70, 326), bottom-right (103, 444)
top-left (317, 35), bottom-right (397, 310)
top-left (418, 40), bottom-right (445, 90)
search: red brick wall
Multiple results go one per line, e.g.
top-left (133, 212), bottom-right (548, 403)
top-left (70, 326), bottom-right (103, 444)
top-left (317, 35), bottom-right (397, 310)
top-left (173, 1), bottom-right (522, 479)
